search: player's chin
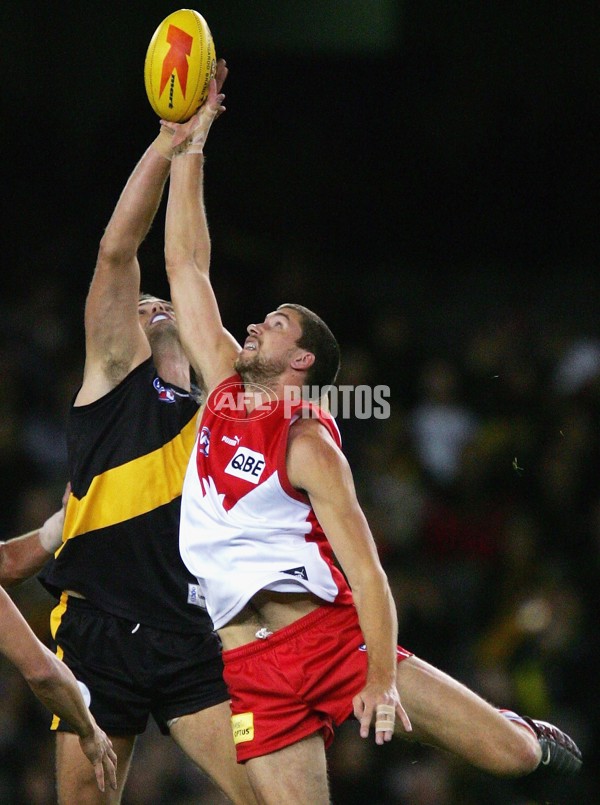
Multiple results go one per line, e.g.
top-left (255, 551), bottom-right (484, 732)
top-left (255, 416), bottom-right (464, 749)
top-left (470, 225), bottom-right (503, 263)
top-left (234, 352), bottom-right (255, 370)
top-left (148, 322), bottom-right (179, 343)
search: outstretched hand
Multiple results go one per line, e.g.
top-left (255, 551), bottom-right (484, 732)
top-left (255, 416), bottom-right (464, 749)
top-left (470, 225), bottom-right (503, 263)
top-left (161, 58), bottom-right (228, 151)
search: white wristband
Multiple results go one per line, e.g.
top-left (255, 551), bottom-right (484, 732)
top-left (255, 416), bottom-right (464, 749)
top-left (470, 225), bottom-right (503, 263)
top-left (38, 509), bottom-right (65, 553)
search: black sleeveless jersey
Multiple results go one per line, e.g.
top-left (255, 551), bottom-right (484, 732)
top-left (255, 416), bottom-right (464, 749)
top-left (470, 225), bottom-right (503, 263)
top-left (40, 358), bottom-right (212, 634)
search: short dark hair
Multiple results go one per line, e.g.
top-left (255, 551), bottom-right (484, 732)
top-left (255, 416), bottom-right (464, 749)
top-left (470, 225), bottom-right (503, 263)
top-left (278, 303), bottom-right (341, 388)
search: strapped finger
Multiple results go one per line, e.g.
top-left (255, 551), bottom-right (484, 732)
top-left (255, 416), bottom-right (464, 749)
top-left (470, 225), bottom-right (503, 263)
top-left (375, 704), bottom-right (396, 732)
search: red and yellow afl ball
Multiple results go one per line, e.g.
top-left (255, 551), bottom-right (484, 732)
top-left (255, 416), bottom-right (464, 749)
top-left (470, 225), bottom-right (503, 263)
top-left (144, 9), bottom-right (216, 122)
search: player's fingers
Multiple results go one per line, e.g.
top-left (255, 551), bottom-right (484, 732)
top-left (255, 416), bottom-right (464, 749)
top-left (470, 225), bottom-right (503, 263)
top-left (206, 80), bottom-right (224, 109)
top-left (352, 693), bottom-right (364, 721)
top-left (215, 59), bottom-right (228, 92)
top-left (216, 58), bottom-right (228, 76)
top-left (353, 695), bottom-right (372, 739)
top-left (214, 95), bottom-right (226, 118)
top-left (106, 762), bottom-right (117, 790)
top-left (374, 704), bottom-right (395, 744)
top-left (397, 702), bottom-right (413, 733)
top-left (359, 706), bottom-right (373, 739)
top-left (94, 761), bottom-right (105, 793)
top-left (106, 744), bottom-right (118, 789)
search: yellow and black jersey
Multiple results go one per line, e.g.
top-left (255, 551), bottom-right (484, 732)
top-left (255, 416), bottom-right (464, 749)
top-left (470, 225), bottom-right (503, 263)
top-left (40, 358), bottom-right (211, 634)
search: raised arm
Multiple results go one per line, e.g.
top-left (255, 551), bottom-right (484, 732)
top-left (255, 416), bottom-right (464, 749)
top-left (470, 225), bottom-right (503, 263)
top-left (76, 128), bottom-right (174, 404)
top-left (0, 484), bottom-right (68, 587)
top-left (0, 586), bottom-right (117, 791)
top-left (164, 62), bottom-right (240, 394)
top-left (286, 418), bottom-right (412, 742)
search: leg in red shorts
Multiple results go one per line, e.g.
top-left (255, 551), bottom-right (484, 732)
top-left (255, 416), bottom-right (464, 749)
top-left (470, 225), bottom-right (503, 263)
top-left (222, 603), bottom-right (412, 762)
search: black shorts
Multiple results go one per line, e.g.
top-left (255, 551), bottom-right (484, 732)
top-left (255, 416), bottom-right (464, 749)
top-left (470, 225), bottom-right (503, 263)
top-left (51, 596), bottom-right (229, 735)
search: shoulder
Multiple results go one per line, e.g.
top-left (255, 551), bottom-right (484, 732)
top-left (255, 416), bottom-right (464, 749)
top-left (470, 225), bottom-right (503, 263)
top-left (288, 416), bottom-right (335, 446)
top-left (75, 355), bottom-right (154, 407)
top-left (287, 417), bottom-right (347, 488)
top-left (288, 403), bottom-right (342, 449)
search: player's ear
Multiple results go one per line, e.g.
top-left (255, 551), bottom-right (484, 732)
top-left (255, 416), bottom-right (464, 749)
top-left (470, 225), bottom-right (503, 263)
top-left (291, 351), bottom-right (315, 371)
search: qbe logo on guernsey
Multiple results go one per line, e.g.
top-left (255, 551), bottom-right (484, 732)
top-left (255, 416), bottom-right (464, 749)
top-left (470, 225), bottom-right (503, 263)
top-left (224, 447), bottom-right (266, 484)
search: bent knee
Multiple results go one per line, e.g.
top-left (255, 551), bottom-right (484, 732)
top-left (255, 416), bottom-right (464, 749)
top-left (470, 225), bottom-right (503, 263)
top-left (486, 728), bottom-right (541, 777)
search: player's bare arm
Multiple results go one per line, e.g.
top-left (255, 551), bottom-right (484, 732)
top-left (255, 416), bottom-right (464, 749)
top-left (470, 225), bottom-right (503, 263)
top-left (0, 587), bottom-right (117, 791)
top-left (0, 484), bottom-right (69, 587)
top-left (165, 63), bottom-right (240, 393)
top-left (77, 131), bottom-right (174, 404)
top-left (0, 511), bottom-right (62, 586)
top-left (286, 417), bottom-right (412, 742)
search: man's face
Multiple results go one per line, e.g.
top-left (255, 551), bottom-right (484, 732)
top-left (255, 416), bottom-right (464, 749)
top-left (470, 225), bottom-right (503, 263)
top-left (235, 308), bottom-right (304, 381)
top-left (137, 298), bottom-right (178, 340)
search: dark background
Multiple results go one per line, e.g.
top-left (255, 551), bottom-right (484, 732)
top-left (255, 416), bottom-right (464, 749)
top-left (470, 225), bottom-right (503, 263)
top-left (1, 3), bottom-right (599, 804)
top-left (2, 1), bottom-right (599, 337)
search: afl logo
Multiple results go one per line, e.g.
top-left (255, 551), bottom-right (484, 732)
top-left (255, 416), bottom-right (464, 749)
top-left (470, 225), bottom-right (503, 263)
top-left (153, 377), bottom-right (176, 403)
top-left (207, 382), bottom-right (277, 422)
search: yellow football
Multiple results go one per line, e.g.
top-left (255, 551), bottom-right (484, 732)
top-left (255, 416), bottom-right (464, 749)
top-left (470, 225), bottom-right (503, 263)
top-left (144, 9), bottom-right (216, 123)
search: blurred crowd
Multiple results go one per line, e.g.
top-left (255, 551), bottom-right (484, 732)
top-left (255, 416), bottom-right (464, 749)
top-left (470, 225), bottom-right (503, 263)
top-left (1, 251), bottom-right (599, 804)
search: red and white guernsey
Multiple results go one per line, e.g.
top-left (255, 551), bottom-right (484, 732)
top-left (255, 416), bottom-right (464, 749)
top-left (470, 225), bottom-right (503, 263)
top-left (179, 374), bottom-right (353, 629)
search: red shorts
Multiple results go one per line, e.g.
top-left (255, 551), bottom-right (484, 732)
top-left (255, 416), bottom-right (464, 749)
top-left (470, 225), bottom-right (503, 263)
top-left (222, 603), bottom-right (412, 762)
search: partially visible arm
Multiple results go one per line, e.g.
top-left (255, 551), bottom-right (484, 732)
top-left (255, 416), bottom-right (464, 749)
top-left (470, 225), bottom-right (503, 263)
top-left (164, 64), bottom-right (240, 393)
top-left (287, 418), bottom-right (412, 741)
top-left (77, 128), bottom-right (174, 405)
top-left (0, 587), bottom-right (117, 791)
top-left (0, 484), bottom-right (68, 587)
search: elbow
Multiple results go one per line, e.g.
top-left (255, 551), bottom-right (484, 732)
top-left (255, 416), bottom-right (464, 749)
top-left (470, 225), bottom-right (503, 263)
top-left (164, 250), bottom-right (195, 280)
top-left (97, 231), bottom-right (138, 267)
top-left (350, 565), bottom-right (392, 604)
top-left (164, 246), bottom-right (181, 275)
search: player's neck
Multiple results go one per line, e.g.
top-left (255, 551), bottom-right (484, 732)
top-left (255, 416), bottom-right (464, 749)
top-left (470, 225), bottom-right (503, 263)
top-left (153, 348), bottom-right (191, 391)
top-left (241, 371), bottom-right (303, 412)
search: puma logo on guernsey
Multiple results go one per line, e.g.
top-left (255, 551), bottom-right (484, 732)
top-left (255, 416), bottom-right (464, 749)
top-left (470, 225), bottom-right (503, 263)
top-left (281, 566), bottom-right (308, 580)
top-left (221, 434), bottom-right (240, 446)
